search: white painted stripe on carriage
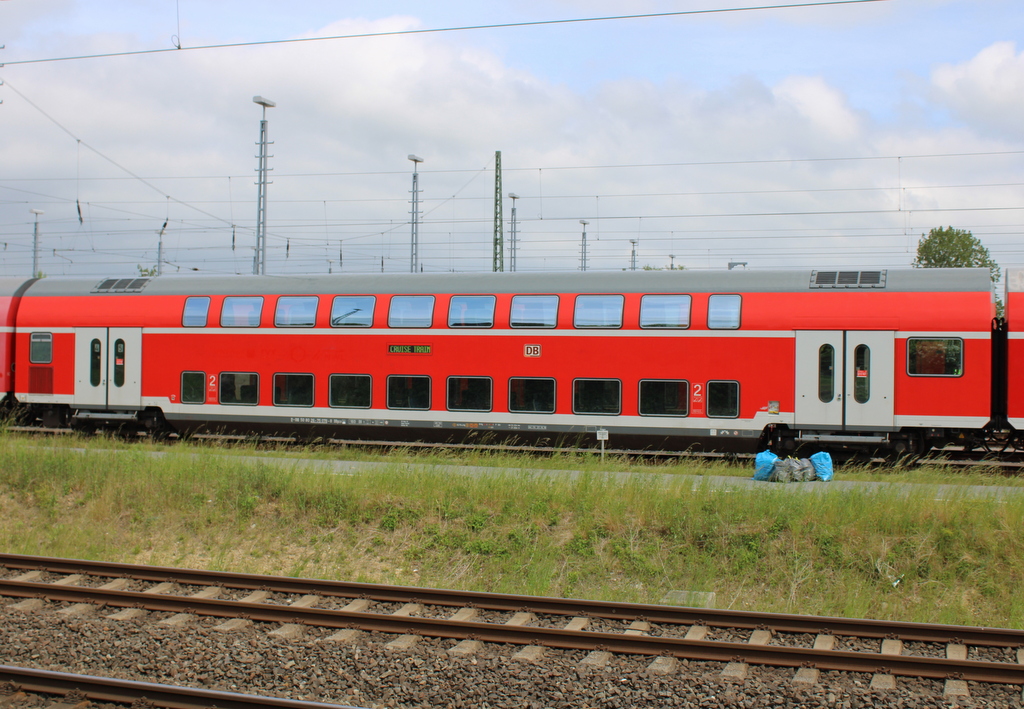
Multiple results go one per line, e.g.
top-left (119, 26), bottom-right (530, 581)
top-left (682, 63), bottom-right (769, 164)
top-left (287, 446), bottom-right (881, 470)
top-left (139, 327), bottom-right (796, 338)
top-left (153, 400), bottom-right (779, 431)
top-left (0, 326), bottom-right (13, 334)
top-left (892, 416), bottom-right (989, 428)
top-left (899, 331), bottom-right (989, 340)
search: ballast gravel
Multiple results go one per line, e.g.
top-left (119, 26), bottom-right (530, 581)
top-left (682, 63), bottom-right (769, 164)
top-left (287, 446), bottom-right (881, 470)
top-left (1, 604), bottom-right (1022, 709)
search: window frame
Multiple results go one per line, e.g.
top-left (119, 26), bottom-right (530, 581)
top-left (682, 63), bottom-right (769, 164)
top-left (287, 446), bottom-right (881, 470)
top-left (273, 372), bottom-right (315, 407)
top-left (907, 338), bottom-right (964, 378)
top-left (508, 377), bottom-right (556, 414)
top-left (274, 296), bottom-right (319, 328)
top-left (329, 373), bottom-right (372, 408)
top-left (388, 295), bottom-right (436, 328)
top-left (510, 295), bottom-right (559, 328)
top-left (386, 374), bottom-right (432, 410)
top-left (182, 296), bottom-right (211, 327)
top-left (28, 332), bottom-right (52, 364)
top-left (573, 294), bottom-right (625, 329)
top-left (446, 376), bottom-right (493, 412)
top-left (180, 371), bottom-right (206, 404)
top-left (220, 296), bottom-right (264, 328)
top-left (707, 294), bottom-right (742, 330)
top-left (572, 378), bottom-right (622, 415)
top-left (219, 371), bottom-right (259, 406)
top-left (447, 295), bottom-right (496, 328)
top-left (638, 379), bottom-right (690, 417)
top-left (331, 295), bottom-right (376, 328)
top-left (706, 380), bottom-right (740, 418)
top-left (639, 295), bottom-right (692, 329)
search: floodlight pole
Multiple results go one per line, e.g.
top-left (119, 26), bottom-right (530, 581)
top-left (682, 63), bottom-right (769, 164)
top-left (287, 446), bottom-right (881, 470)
top-left (630, 239), bottom-right (637, 271)
top-left (409, 155), bottom-right (423, 273)
top-left (508, 192), bottom-right (519, 272)
top-left (253, 95), bottom-right (276, 275)
top-left (30, 209), bottom-right (44, 277)
top-left (579, 220), bottom-right (589, 272)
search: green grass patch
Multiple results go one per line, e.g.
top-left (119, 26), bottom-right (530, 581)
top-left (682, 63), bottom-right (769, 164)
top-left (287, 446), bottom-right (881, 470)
top-left (1, 433), bottom-right (1022, 629)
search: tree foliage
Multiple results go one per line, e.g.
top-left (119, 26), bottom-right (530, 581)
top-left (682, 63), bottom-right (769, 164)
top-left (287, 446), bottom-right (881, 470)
top-left (913, 226), bottom-right (1000, 282)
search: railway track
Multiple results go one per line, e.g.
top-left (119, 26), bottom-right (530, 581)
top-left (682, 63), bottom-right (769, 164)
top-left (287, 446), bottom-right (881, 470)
top-left (0, 664), bottom-right (361, 709)
top-left (3, 554), bottom-right (1023, 703)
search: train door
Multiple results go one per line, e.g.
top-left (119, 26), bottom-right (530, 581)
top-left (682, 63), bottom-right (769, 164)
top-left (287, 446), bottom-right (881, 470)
top-left (795, 331), bottom-right (894, 430)
top-left (74, 327), bottom-right (142, 409)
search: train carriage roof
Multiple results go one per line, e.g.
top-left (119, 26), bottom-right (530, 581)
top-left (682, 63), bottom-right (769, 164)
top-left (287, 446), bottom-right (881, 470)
top-left (17, 267), bottom-right (993, 297)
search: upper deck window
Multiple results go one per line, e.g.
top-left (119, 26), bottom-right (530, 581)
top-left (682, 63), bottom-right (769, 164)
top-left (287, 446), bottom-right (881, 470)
top-left (331, 296), bottom-right (375, 327)
top-left (510, 295), bottom-right (558, 328)
top-left (389, 296), bottom-right (435, 328)
top-left (574, 295), bottom-right (624, 329)
top-left (640, 295), bottom-right (691, 329)
top-left (448, 296), bottom-right (496, 328)
top-left (182, 297), bottom-right (211, 327)
top-left (221, 296), bottom-right (264, 327)
top-left (275, 296), bottom-right (318, 328)
top-left (707, 294), bottom-right (741, 329)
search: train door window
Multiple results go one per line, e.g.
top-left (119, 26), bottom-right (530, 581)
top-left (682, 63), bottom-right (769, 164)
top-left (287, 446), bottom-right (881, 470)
top-left (639, 295), bottom-right (691, 329)
top-left (388, 296), bottom-right (435, 328)
top-left (221, 297), bottom-right (264, 327)
top-left (387, 375), bottom-right (431, 409)
top-left (113, 338), bottom-right (126, 387)
top-left (639, 380), bottom-right (689, 416)
top-left (573, 378), bottom-right (621, 415)
top-left (510, 295), bottom-right (558, 328)
top-left (854, 345), bottom-right (870, 403)
top-left (574, 295), bottom-right (624, 329)
top-left (707, 295), bottom-right (741, 329)
top-left (181, 371), bottom-right (206, 404)
top-left (448, 296), bottom-right (496, 328)
top-left (182, 296), bottom-right (211, 327)
top-left (329, 374), bottom-right (372, 408)
top-left (29, 332), bottom-right (52, 363)
top-left (273, 373), bottom-right (314, 406)
top-left (275, 296), bottom-right (318, 327)
top-left (706, 381), bottom-right (739, 418)
top-left (220, 372), bottom-right (259, 405)
top-left (331, 296), bottom-right (376, 327)
top-left (447, 376), bottom-right (492, 411)
top-left (907, 338), bottom-right (963, 376)
top-left (90, 338), bottom-right (102, 386)
top-left (818, 344), bottom-right (835, 403)
top-left (508, 378), bottom-right (556, 413)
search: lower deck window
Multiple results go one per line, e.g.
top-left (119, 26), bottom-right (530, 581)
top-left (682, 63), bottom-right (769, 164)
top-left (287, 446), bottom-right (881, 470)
top-left (573, 378), bottom-right (621, 415)
top-left (907, 338), bottom-right (963, 376)
top-left (447, 377), bottom-right (492, 411)
top-left (509, 378), bottom-right (555, 413)
top-left (181, 371), bottom-right (206, 404)
top-left (706, 380), bottom-right (739, 418)
top-left (274, 373), bottom-right (314, 407)
top-left (330, 374), bottom-right (371, 408)
top-left (387, 375), bottom-right (431, 410)
top-left (220, 372), bottom-right (258, 405)
top-left (639, 380), bottom-right (689, 416)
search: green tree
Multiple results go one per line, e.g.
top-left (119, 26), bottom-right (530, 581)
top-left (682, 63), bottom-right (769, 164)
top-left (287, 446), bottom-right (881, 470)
top-left (913, 226), bottom-right (1000, 283)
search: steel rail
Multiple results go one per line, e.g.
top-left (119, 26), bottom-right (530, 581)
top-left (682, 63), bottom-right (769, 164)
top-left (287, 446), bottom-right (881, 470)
top-left (2, 580), bottom-right (1023, 685)
top-left (0, 664), bottom-right (363, 709)
top-left (3, 553), bottom-right (1023, 647)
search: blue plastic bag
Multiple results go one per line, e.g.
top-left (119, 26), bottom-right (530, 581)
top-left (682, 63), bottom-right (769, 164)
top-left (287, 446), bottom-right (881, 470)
top-left (809, 451), bottom-right (833, 481)
top-left (753, 450), bottom-right (778, 481)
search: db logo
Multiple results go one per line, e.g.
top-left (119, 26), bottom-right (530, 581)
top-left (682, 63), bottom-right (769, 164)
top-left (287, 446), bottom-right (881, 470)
top-left (524, 344), bottom-right (541, 357)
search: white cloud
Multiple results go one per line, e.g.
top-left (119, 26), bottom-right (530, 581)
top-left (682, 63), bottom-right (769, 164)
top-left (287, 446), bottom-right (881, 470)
top-left (932, 41), bottom-right (1024, 140)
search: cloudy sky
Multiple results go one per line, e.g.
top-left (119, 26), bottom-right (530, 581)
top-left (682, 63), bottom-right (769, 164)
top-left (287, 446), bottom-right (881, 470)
top-left (1, 0), bottom-right (1022, 278)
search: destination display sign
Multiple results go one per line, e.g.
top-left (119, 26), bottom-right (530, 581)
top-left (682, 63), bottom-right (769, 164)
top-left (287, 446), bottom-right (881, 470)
top-left (388, 344), bottom-right (432, 354)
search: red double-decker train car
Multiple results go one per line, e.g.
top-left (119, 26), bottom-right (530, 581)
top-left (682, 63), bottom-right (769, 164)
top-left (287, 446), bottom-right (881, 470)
top-left (3, 267), bottom-right (1002, 455)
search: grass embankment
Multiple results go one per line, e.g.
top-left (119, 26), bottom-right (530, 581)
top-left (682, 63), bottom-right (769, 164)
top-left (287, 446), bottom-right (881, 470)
top-left (1, 434), bottom-right (1022, 629)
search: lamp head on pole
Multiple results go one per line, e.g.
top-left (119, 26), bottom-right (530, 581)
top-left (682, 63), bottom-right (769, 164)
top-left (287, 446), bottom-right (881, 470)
top-left (30, 209), bottom-right (44, 217)
top-left (252, 96), bottom-right (276, 109)
top-left (508, 192), bottom-right (519, 201)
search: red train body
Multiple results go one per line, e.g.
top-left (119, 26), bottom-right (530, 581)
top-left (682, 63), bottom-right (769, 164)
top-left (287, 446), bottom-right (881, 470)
top-left (2, 268), bottom-right (1008, 455)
